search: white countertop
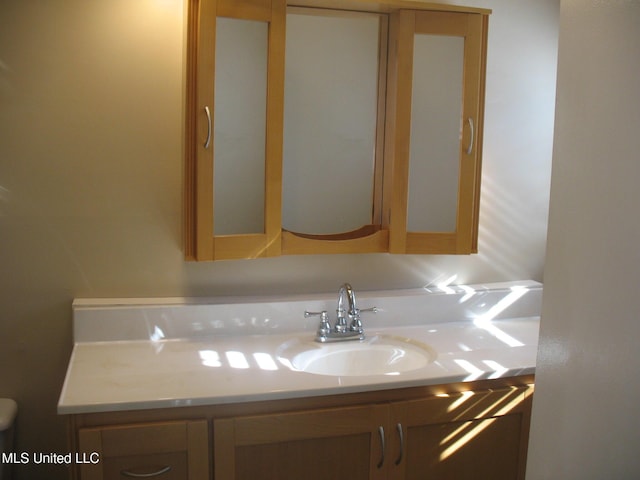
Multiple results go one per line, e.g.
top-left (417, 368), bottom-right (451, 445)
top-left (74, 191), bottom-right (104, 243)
top-left (58, 281), bottom-right (542, 415)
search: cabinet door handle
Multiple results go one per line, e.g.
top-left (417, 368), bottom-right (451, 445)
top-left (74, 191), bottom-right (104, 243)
top-left (395, 423), bottom-right (404, 466)
top-left (204, 106), bottom-right (212, 149)
top-left (120, 465), bottom-right (172, 478)
top-left (377, 425), bottom-right (385, 469)
top-left (466, 117), bottom-right (474, 155)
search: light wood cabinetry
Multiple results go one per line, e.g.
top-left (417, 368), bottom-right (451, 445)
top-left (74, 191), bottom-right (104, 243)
top-left (68, 376), bottom-right (532, 480)
top-left (214, 404), bottom-right (387, 480)
top-left (76, 420), bottom-right (209, 480)
top-left (184, 0), bottom-right (285, 261)
top-left (214, 384), bottom-right (533, 480)
top-left (392, 386), bottom-right (532, 479)
top-left (184, 0), bottom-right (490, 261)
top-left (386, 10), bottom-right (487, 254)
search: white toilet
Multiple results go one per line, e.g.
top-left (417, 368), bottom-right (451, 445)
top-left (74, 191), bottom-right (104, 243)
top-left (0, 399), bottom-right (18, 480)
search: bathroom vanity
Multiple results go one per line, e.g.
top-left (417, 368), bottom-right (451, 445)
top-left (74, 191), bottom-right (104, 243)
top-left (59, 281), bottom-right (541, 479)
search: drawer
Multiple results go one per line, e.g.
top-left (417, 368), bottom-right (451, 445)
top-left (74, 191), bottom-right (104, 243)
top-left (77, 420), bottom-right (209, 480)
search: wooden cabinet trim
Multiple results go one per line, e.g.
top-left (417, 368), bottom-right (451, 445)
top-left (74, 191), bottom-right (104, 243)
top-left (388, 9), bottom-right (487, 255)
top-left (98, 422), bottom-right (187, 457)
top-left (75, 420), bottom-right (210, 480)
top-left (229, 403), bottom-right (386, 445)
top-left (70, 377), bottom-right (531, 480)
top-left (397, 385), bottom-right (533, 426)
top-left (186, 0), bottom-right (490, 261)
top-left (69, 375), bottom-right (534, 429)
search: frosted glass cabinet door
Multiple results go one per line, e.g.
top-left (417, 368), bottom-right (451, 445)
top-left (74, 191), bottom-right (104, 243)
top-left (214, 18), bottom-right (268, 236)
top-left (407, 34), bottom-right (464, 233)
top-left (388, 10), bottom-right (487, 255)
top-left (184, 0), bottom-right (286, 261)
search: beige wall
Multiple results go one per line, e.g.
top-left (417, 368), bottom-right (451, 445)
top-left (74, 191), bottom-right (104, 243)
top-left (0, 1), bottom-right (557, 478)
top-left (527, 1), bottom-right (640, 478)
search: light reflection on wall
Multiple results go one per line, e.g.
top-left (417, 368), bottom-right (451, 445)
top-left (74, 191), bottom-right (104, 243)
top-left (473, 286), bottom-right (529, 325)
top-left (472, 286), bottom-right (529, 348)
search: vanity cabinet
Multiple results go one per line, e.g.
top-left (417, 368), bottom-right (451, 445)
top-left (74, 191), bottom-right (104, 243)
top-left (184, 0), bottom-right (490, 261)
top-left (213, 383), bottom-right (532, 480)
top-left (392, 386), bottom-right (531, 479)
top-left (69, 378), bottom-right (531, 480)
top-left (214, 404), bottom-right (387, 480)
top-left (76, 420), bottom-right (209, 479)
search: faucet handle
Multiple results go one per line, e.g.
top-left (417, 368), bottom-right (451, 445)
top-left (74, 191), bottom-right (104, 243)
top-left (305, 310), bottom-right (331, 337)
top-left (349, 306), bottom-right (377, 333)
top-left (359, 306), bottom-right (378, 314)
top-left (304, 310), bottom-right (328, 318)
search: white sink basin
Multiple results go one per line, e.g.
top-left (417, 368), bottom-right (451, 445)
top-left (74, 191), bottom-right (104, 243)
top-left (277, 335), bottom-right (437, 377)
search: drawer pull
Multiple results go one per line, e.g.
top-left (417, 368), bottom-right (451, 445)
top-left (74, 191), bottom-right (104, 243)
top-left (395, 423), bottom-right (404, 465)
top-left (466, 117), bottom-right (475, 155)
top-left (204, 106), bottom-right (212, 149)
top-left (121, 465), bottom-right (172, 478)
top-left (377, 425), bottom-right (385, 469)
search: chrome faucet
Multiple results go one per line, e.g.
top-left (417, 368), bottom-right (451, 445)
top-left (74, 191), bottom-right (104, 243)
top-left (336, 283), bottom-right (357, 333)
top-left (305, 283), bottom-right (376, 343)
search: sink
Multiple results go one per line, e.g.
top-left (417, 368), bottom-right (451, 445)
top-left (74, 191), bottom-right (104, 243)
top-left (277, 334), bottom-right (437, 376)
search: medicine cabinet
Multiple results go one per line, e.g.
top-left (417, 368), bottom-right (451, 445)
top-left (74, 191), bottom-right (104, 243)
top-left (184, 0), bottom-right (489, 261)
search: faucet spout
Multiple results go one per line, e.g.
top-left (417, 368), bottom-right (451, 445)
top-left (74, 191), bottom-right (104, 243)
top-left (336, 283), bottom-right (357, 333)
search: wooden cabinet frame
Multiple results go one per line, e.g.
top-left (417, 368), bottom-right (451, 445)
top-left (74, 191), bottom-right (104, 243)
top-left (386, 10), bottom-right (488, 254)
top-left (68, 375), bottom-right (532, 480)
top-left (213, 383), bottom-right (533, 480)
top-left (185, 0), bottom-right (490, 260)
top-left (76, 420), bottom-right (210, 480)
top-left (185, 0), bottom-right (285, 261)
top-left (214, 404), bottom-right (389, 480)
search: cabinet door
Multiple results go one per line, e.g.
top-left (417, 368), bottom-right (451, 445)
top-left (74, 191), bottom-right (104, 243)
top-left (214, 404), bottom-right (388, 480)
top-left (77, 420), bottom-right (209, 480)
top-left (184, 0), bottom-right (285, 260)
top-left (386, 10), bottom-right (488, 254)
top-left (390, 385), bottom-right (533, 480)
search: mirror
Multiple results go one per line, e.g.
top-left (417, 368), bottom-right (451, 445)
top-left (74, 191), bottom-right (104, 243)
top-left (282, 10), bottom-right (382, 235)
top-left (213, 17), bottom-right (268, 235)
top-left (407, 34), bottom-right (464, 232)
